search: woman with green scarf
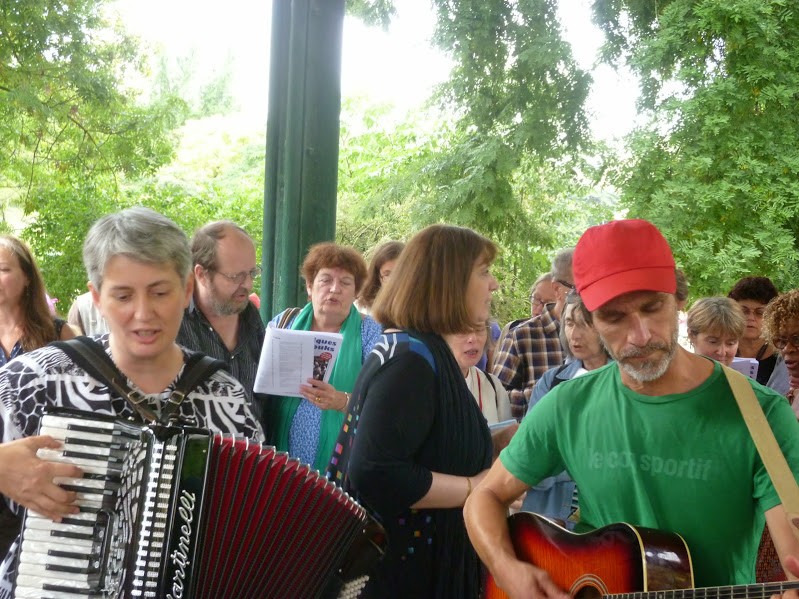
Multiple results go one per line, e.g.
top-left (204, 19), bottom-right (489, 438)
top-left (265, 242), bottom-right (382, 472)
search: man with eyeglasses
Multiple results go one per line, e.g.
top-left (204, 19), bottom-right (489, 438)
top-left (491, 249), bottom-right (572, 420)
top-left (177, 220), bottom-right (266, 407)
top-left (493, 273), bottom-right (558, 377)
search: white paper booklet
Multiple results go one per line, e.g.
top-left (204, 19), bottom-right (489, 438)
top-left (730, 356), bottom-right (759, 380)
top-left (254, 327), bottom-right (343, 397)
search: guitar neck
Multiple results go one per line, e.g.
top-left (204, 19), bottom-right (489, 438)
top-left (611, 581), bottom-right (799, 599)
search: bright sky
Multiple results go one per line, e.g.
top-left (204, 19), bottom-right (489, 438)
top-left (112, 0), bottom-right (638, 141)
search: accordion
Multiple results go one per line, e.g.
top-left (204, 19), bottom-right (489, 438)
top-left (13, 409), bottom-right (384, 599)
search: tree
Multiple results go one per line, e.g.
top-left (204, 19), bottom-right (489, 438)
top-left (424, 0), bottom-right (593, 239)
top-left (199, 53), bottom-right (237, 117)
top-left (335, 98), bottom-right (616, 323)
top-left (595, 0), bottom-right (799, 296)
top-left (1, 0), bottom-right (187, 304)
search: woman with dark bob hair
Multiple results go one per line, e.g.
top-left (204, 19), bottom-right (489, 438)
top-left (267, 242), bottom-right (382, 472)
top-left (326, 224), bottom-right (499, 598)
top-left (356, 240), bottom-right (404, 314)
top-left (728, 276), bottom-right (789, 393)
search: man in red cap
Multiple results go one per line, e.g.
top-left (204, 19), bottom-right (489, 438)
top-left (464, 219), bottom-right (799, 597)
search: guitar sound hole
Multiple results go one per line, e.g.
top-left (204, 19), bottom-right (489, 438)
top-left (574, 585), bottom-right (603, 599)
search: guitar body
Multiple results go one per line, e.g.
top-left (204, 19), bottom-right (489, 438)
top-left (484, 512), bottom-right (694, 599)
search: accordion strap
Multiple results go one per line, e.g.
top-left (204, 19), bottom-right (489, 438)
top-left (52, 336), bottom-right (225, 425)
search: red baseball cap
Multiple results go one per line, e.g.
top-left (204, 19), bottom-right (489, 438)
top-left (573, 219), bottom-right (676, 311)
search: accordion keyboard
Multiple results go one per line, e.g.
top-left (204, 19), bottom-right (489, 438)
top-left (14, 413), bottom-right (143, 599)
top-left (13, 410), bottom-right (384, 599)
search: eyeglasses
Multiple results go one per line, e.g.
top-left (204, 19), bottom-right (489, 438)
top-left (740, 306), bottom-right (766, 318)
top-left (555, 279), bottom-right (575, 290)
top-left (214, 267), bottom-right (262, 285)
top-left (772, 334), bottom-right (799, 350)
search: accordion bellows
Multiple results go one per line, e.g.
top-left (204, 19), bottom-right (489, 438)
top-left (14, 409), bottom-right (381, 599)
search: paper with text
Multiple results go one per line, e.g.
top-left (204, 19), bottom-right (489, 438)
top-left (730, 356), bottom-right (759, 380)
top-left (254, 327), bottom-right (343, 397)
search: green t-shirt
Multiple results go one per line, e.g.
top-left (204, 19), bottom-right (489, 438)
top-left (501, 360), bottom-right (799, 588)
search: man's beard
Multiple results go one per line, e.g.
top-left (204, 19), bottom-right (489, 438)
top-left (603, 323), bottom-right (679, 383)
top-left (209, 283), bottom-right (248, 316)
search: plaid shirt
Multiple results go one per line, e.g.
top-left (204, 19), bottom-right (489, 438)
top-left (491, 303), bottom-right (564, 420)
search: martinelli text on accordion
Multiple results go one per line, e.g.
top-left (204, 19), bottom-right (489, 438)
top-left (13, 409), bottom-right (385, 599)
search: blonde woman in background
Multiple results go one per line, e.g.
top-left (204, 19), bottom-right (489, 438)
top-left (686, 296), bottom-right (745, 367)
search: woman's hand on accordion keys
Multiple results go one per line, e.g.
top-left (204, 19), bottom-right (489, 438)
top-left (0, 436), bottom-right (81, 521)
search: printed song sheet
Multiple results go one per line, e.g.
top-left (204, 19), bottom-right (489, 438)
top-left (730, 356), bottom-right (759, 380)
top-left (254, 327), bottom-right (343, 397)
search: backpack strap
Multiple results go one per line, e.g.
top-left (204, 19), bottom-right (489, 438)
top-left (276, 306), bottom-right (301, 329)
top-left (52, 337), bottom-right (226, 425)
top-left (480, 370), bottom-right (503, 414)
top-left (482, 369), bottom-right (498, 394)
top-left (548, 362), bottom-right (571, 390)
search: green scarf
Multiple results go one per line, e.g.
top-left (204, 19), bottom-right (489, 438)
top-left (270, 302), bottom-right (363, 471)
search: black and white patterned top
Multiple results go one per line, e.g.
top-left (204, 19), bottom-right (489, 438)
top-left (0, 334), bottom-right (264, 597)
top-left (0, 334), bottom-right (264, 443)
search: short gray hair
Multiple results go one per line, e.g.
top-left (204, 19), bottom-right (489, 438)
top-left (83, 207), bottom-right (191, 290)
top-left (551, 247), bottom-right (574, 283)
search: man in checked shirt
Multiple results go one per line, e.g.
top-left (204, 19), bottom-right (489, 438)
top-left (491, 248), bottom-right (573, 420)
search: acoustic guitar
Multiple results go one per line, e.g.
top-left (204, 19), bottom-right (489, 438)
top-left (484, 511), bottom-right (798, 599)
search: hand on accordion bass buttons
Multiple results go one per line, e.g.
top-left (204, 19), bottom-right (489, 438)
top-left (0, 435), bottom-right (82, 521)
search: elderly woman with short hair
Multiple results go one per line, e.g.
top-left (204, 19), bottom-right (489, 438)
top-left (266, 242), bottom-right (382, 472)
top-left (686, 297), bottom-right (745, 367)
top-left (0, 207), bottom-right (263, 595)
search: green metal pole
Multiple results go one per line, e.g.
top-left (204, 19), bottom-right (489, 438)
top-left (262, 0), bottom-right (345, 320)
top-left (261, 0), bottom-right (289, 322)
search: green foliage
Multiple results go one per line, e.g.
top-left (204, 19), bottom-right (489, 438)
top-left (198, 54), bottom-right (237, 117)
top-left (23, 181), bottom-right (119, 308)
top-left (22, 114), bottom-right (267, 312)
top-left (420, 0), bottom-right (593, 268)
top-left (335, 99), bottom-right (616, 323)
top-left (0, 0), bottom-right (181, 200)
top-left (337, 1), bottom-right (604, 322)
top-left (1, 0), bottom-right (186, 308)
top-left (601, 0), bottom-right (799, 297)
top-left (346, 0), bottom-right (396, 28)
